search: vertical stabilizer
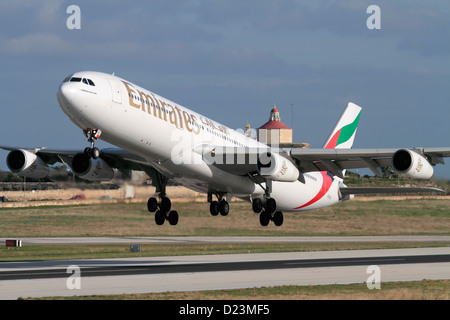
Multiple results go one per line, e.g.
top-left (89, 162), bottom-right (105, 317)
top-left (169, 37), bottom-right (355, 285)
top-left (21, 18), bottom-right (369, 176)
top-left (323, 102), bottom-right (362, 149)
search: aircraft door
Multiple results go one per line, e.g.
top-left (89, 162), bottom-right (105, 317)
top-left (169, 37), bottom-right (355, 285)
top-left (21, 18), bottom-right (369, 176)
top-left (107, 78), bottom-right (122, 104)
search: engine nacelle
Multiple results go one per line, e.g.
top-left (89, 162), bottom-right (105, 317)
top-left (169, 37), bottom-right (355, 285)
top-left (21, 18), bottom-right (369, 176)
top-left (257, 152), bottom-right (300, 182)
top-left (6, 149), bottom-right (50, 179)
top-left (71, 153), bottom-right (115, 181)
top-left (392, 149), bottom-right (434, 179)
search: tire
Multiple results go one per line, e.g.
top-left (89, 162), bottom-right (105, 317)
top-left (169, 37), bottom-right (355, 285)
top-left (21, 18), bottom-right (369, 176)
top-left (273, 211), bottom-right (284, 226)
top-left (168, 210), bottom-right (179, 226)
top-left (147, 197), bottom-right (158, 212)
top-left (252, 198), bottom-right (263, 213)
top-left (160, 197), bottom-right (171, 213)
top-left (155, 210), bottom-right (166, 225)
top-left (91, 147), bottom-right (100, 159)
top-left (259, 211), bottom-right (270, 227)
top-left (265, 198), bottom-right (277, 214)
top-left (219, 201), bottom-right (229, 216)
top-left (210, 201), bottom-right (219, 216)
top-left (84, 147), bottom-right (92, 158)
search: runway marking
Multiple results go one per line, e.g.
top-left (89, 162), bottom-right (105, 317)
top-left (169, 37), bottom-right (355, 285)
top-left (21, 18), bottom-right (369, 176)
top-left (1, 254), bottom-right (449, 281)
top-left (284, 258), bottom-right (404, 265)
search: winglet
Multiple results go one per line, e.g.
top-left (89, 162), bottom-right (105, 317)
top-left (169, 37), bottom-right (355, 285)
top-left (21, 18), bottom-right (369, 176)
top-left (323, 102), bottom-right (362, 149)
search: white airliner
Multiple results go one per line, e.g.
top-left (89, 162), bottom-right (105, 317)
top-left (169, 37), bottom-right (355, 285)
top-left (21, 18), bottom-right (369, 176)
top-left (2, 71), bottom-right (449, 226)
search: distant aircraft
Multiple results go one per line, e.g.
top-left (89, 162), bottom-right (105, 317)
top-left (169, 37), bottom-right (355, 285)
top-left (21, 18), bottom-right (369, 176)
top-left (2, 71), bottom-right (449, 226)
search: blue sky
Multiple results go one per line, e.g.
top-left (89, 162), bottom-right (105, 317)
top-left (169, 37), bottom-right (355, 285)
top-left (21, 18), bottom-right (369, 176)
top-left (0, 0), bottom-right (449, 178)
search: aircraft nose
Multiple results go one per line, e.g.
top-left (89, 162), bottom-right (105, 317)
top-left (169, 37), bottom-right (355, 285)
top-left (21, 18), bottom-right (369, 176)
top-left (57, 82), bottom-right (76, 105)
top-left (56, 81), bottom-right (89, 127)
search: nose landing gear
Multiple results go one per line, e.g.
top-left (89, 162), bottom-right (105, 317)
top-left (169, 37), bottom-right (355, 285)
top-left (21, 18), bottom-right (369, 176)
top-left (83, 129), bottom-right (101, 159)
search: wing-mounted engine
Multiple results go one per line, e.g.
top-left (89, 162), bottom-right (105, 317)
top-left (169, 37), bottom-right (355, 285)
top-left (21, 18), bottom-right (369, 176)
top-left (392, 149), bottom-right (434, 179)
top-left (257, 151), bottom-right (300, 182)
top-left (71, 153), bottom-right (115, 181)
top-left (6, 149), bottom-right (51, 179)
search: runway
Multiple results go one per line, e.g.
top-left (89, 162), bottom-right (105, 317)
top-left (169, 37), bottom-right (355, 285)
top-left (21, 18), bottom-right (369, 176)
top-left (0, 246), bottom-right (449, 299)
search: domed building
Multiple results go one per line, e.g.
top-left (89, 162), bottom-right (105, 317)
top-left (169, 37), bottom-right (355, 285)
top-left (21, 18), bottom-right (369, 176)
top-left (256, 105), bottom-right (310, 148)
top-left (257, 106), bottom-right (292, 146)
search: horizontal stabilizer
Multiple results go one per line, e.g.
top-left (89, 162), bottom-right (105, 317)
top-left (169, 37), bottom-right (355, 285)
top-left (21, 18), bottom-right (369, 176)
top-left (340, 187), bottom-right (444, 195)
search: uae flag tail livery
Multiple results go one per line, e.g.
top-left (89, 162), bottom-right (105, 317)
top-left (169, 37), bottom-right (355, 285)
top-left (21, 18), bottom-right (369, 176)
top-left (323, 102), bottom-right (362, 150)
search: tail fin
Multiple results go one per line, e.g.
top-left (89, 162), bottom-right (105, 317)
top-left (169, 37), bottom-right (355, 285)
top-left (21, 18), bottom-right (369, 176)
top-left (323, 102), bottom-right (362, 149)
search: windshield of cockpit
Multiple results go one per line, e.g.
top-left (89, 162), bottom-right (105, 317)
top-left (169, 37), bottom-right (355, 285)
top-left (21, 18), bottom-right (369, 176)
top-left (63, 75), bottom-right (95, 86)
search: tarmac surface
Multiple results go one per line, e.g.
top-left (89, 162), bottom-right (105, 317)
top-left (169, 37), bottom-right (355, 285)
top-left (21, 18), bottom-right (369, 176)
top-left (0, 244), bottom-right (449, 299)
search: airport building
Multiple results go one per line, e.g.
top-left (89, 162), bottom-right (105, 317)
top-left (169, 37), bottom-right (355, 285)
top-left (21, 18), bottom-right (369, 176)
top-left (253, 106), bottom-right (310, 148)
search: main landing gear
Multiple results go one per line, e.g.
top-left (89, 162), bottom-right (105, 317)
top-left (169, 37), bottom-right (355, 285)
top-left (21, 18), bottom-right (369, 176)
top-left (144, 167), bottom-right (179, 226)
top-left (83, 128), bottom-right (101, 159)
top-left (147, 195), bottom-right (179, 226)
top-left (250, 180), bottom-right (283, 227)
top-left (252, 198), bottom-right (284, 227)
top-left (208, 192), bottom-right (230, 216)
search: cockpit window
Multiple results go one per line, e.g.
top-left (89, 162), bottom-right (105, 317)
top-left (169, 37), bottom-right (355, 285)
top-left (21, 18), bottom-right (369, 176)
top-left (64, 76), bottom-right (95, 86)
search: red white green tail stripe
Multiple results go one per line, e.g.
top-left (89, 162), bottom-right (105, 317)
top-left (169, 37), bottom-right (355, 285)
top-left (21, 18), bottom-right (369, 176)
top-left (323, 102), bottom-right (362, 149)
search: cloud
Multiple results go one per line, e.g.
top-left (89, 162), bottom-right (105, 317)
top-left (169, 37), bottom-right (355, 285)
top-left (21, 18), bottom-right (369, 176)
top-left (36, 0), bottom-right (64, 27)
top-left (0, 32), bottom-right (69, 55)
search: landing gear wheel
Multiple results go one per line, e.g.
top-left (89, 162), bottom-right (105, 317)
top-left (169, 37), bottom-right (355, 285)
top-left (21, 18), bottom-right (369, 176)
top-left (259, 211), bottom-right (271, 227)
top-left (219, 200), bottom-right (229, 216)
top-left (252, 198), bottom-right (263, 213)
top-left (273, 211), bottom-right (284, 226)
top-left (210, 201), bottom-right (219, 216)
top-left (91, 147), bottom-right (100, 160)
top-left (168, 210), bottom-right (179, 225)
top-left (84, 147), bottom-right (92, 157)
top-left (147, 197), bottom-right (158, 212)
top-left (265, 198), bottom-right (277, 214)
top-left (160, 197), bottom-right (171, 213)
top-left (155, 210), bottom-right (165, 225)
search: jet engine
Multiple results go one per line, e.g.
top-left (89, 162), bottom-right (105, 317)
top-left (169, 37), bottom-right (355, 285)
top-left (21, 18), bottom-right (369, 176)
top-left (392, 149), bottom-right (434, 179)
top-left (257, 152), bottom-right (300, 182)
top-left (6, 149), bottom-right (51, 179)
top-left (71, 153), bottom-right (115, 181)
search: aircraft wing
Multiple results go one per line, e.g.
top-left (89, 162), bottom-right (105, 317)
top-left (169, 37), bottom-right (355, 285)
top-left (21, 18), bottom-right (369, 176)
top-left (0, 145), bottom-right (160, 181)
top-left (201, 146), bottom-right (450, 181)
top-left (0, 145), bottom-right (148, 170)
top-left (340, 187), bottom-right (444, 195)
top-left (289, 147), bottom-right (450, 178)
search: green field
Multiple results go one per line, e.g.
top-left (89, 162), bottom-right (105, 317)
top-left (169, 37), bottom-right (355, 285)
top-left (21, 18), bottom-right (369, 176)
top-left (1, 198), bottom-right (449, 237)
top-left (38, 280), bottom-right (449, 300)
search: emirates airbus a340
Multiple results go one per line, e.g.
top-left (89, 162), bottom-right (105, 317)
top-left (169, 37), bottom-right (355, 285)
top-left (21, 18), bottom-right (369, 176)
top-left (2, 71), bottom-right (449, 226)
